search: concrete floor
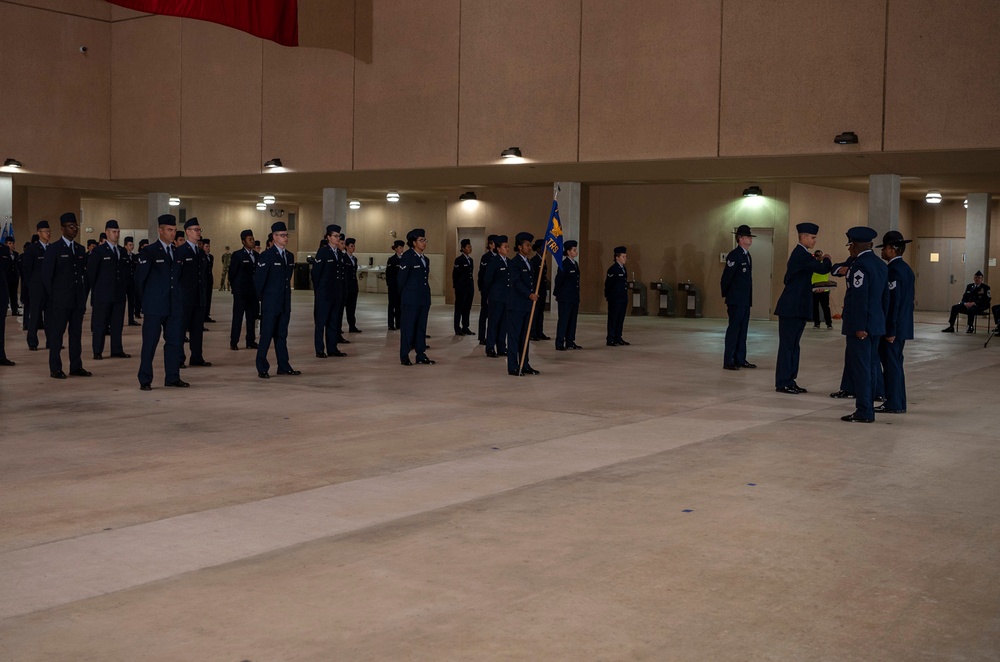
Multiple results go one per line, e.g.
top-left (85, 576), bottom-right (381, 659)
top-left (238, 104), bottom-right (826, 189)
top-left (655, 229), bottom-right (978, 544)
top-left (1, 293), bottom-right (998, 661)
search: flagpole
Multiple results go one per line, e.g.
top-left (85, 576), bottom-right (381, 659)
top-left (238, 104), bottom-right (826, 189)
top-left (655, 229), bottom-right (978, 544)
top-left (518, 184), bottom-right (560, 374)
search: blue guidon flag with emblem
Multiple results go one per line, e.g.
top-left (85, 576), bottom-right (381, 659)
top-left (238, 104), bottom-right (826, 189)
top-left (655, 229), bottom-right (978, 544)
top-left (543, 187), bottom-right (564, 270)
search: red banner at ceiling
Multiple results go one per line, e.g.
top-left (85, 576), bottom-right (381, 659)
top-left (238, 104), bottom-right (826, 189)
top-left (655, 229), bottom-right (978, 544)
top-left (106, 0), bottom-right (299, 47)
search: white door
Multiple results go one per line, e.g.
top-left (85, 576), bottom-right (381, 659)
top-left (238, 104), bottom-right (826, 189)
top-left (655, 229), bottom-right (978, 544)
top-left (457, 227), bottom-right (486, 305)
top-left (915, 237), bottom-right (966, 311)
top-left (748, 227), bottom-right (774, 320)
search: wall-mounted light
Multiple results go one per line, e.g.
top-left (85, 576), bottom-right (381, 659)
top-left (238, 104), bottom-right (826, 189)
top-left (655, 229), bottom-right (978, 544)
top-left (386, 191), bottom-right (400, 202)
top-left (349, 200), bottom-right (361, 210)
top-left (925, 191), bottom-right (942, 204)
top-left (834, 131), bottom-right (859, 145)
top-left (500, 147), bottom-right (522, 159)
top-left (269, 208), bottom-right (284, 218)
top-left (168, 197), bottom-right (181, 206)
top-left (459, 191), bottom-right (478, 201)
top-left (742, 186), bottom-right (763, 197)
top-left (263, 195), bottom-right (276, 205)
top-left (264, 158), bottom-right (283, 169)
top-left (256, 202), bottom-right (267, 211)
top-left (963, 198), bottom-right (969, 209)
top-left (3, 158), bottom-right (22, 169)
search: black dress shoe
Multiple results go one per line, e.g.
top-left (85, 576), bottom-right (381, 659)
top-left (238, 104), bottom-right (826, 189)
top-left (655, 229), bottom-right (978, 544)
top-left (164, 379), bottom-right (189, 387)
top-left (723, 364), bottom-right (740, 371)
top-left (617, 339), bottom-right (631, 346)
top-left (388, 326), bottom-right (397, 331)
top-left (139, 383), bottom-right (152, 391)
top-left (338, 337), bottom-right (350, 344)
top-left (231, 344), bottom-right (239, 351)
top-left (740, 362), bottom-right (757, 369)
top-left (205, 317), bottom-right (217, 323)
top-left (28, 346), bottom-right (38, 351)
top-left (529, 335), bottom-right (540, 341)
top-left (93, 353), bottom-right (103, 360)
top-left (0, 358), bottom-right (15, 366)
top-left (401, 358), bottom-right (413, 366)
top-left (606, 341), bottom-right (619, 346)
top-left (874, 404), bottom-right (906, 414)
top-left (128, 321), bottom-right (141, 327)
top-left (792, 384), bottom-right (808, 393)
top-left (568, 343), bottom-right (583, 350)
top-left (258, 372), bottom-right (270, 379)
top-left (555, 346), bottom-right (567, 351)
top-left (135, 314), bottom-right (142, 319)
top-left (941, 326), bottom-right (955, 333)
top-left (349, 327), bottom-right (362, 333)
top-left (51, 370), bottom-right (67, 379)
top-left (316, 352), bottom-right (328, 358)
top-left (70, 368), bottom-right (92, 377)
top-left (463, 329), bottom-right (475, 335)
top-left (522, 367), bottom-right (540, 375)
top-left (415, 357), bottom-right (436, 365)
top-left (829, 390), bottom-right (855, 399)
top-left (775, 386), bottom-right (799, 394)
top-left (111, 352), bottom-right (132, 358)
top-left (277, 369), bottom-right (302, 375)
top-left (329, 350), bottom-right (347, 357)
top-left (190, 360), bottom-right (212, 367)
top-left (508, 370), bottom-right (523, 376)
top-left (875, 396), bottom-right (886, 403)
top-left (478, 339), bottom-right (486, 345)
top-left (247, 342), bottom-right (259, 349)
top-left (538, 334), bottom-right (551, 340)
top-left (486, 350), bottom-right (498, 358)
top-left (455, 332), bottom-right (465, 337)
top-left (966, 326), bottom-right (975, 333)
top-left (497, 351), bottom-right (507, 357)
top-left (183, 336), bottom-right (190, 343)
top-left (841, 413), bottom-right (874, 423)
top-left (426, 335), bottom-right (431, 339)
top-left (179, 363), bottom-right (187, 369)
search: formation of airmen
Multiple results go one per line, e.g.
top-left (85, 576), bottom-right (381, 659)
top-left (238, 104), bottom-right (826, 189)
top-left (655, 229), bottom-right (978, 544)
top-left (0, 213), bottom-right (933, 412)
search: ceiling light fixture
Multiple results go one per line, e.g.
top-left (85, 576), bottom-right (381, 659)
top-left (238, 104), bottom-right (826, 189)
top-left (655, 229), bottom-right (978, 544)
top-left (834, 131), bottom-right (859, 145)
top-left (500, 147), bottom-right (522, 159)
top-left (925, 191), bottom-right (942, 204)
top-left (168, 197), bottom-right (181, 206)
top-left (256, 202), bottom-right (267, 211)
top-left (263, 195), bottom-right (276, 205)
top-left (264, 158), bottom-right (283, 169)
top-left (3, 158), bottom-right (22, 169)
top-left (386, 191), bottom-right (400, 202)
top-left (349, 200), bottom-right (361, 210)
top-left (459, 191), bottom-right (478, 201)
top-left (742, 185), bottom-right (763, 197)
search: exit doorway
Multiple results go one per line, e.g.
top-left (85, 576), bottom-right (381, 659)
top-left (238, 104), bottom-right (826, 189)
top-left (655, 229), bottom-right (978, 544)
top-left (915, 237), bottom-right (966, 311)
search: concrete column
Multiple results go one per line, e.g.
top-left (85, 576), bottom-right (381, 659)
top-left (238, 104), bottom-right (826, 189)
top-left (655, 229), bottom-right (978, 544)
top-left (0, 177), bottom-right (12, 239)
top-left (323, 188), bottom-right (347, 234)
top-left (965, 193), bottom-right (992, 283)
top-left (868, 174), bottom-right (900, 236)
top-left (148, 193), bottom-right (171, 238)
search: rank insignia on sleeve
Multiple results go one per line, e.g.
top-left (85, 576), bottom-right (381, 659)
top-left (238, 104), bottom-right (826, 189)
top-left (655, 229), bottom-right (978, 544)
top-left (853, 271), bottom-right (865, 288)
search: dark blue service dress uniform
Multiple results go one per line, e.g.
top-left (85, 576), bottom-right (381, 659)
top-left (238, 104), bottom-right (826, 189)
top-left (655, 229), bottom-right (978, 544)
top-left (553, 257), bottom-right (581, 349)
top-left (842, 250), bottom-right (889, 420)
top-left (774, 245), bottom-right (831, 389)
top-left (22, 241), bottom-right (48, 349)
top-left (878, 256), bottom-right (914, 412)
top-left (397, 248), bottom-right (432, 362)
top-left (529, 252), bottom-right (549, 339)
top-left (86, 241), bottom-right (128, 357)
top-left (41, 238), bottom-right (89, 375)
top-left (507, 254), bottom-right (536, 373)
top-left (135, 240), bottom-right (184, 386)
top-left (254, 246), bottom-right (295, 375)
top-left (720, 246), bottom-right (752, 367)
top-left (386, 252), bottom-right (401, 329)
top-left (604, 261), bottom-right (628, 344)
top-left (483, 253), bottom-right (512, 354)
top-left (228, 247), bottom-right (258, 348)
top-left (0, 244), bottom-right (13, 362)
top-left (176, 241), bottom-right (209, 365)
top-left (452, 252), bottom-right (475, 334)
top-left (311, 244), bottom-right (345, 355)
top-left (477, 250), bottom-right (495, 342)
top-left (344, 252), bottom-right (360, 332)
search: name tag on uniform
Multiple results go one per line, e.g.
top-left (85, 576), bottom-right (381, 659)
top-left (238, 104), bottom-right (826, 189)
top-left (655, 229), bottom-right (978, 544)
top-left (500, 267), bottom-right (506, 271)
top-left (185, 257), bottom-right (192, 262)
top-left (60, 254), bottom-right (69, 258)
top-left (274, 262), bottom-right (281, 265)
top-left (103, 256), bottom-right (111, 260)
top-left (155, 259), bottom-right (164, 263)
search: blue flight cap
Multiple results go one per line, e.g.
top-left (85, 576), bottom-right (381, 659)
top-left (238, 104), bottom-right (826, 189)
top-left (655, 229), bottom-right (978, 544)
top-left (796, 222), bottom-right (819, 234)
top-left (60, 212), bottom-right (78, 226)
top-left (614, 245), bottom-right (627, 255)
top-left (845, 226), bottom-right (878, 244)
top-left (564, 240), bottom-right (578, 250)
top-left (36, 220), bottom-right (50, 230)
top-left (240, 229), bottom-right (253, 240)
top-left (461, 238), bottom-right (471, 247)
top-left (515, 232), bottom-right (533, 245)
top-left (270, 221), bottom-right (287, 233)
top-left (326, 224), bottom-right (341, 235)
top-left (184, 217), bottom-right (200, 229)
top-left (105, 219), bottom-right (119, 230)
top-left (158, 214), bottom-right (176, 226)
top-left (494, 234), bottom-right (508, 245)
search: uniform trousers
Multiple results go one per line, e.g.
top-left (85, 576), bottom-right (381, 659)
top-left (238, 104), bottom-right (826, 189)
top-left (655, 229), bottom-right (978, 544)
top-left (949, 303), bottom-right (986, 327)
top-left (126, 286), bottom-right (138, 323)
top-left (26, 290), bottom-right (46, 349)
top-left (138, 313), bottom-right (183, 385)
top-left (846, 334), bottom-right (882, 420)
top-left (454, 289), bottom-right (473, 332)
top-left (775, 316), bottom-right (806, 388)
top-left (47, 307), bottom-right (84, 373)
top-left (877, 338), bottom-right (906, 410)
top-left (314, 297), bottom-right (343, 354)
top-left (400, 303), bottom-right (429, 361)
top-left (256, 305), bottom-right (291, 374)
top-left (506, 308), bottom-right (531, 373)
top-left (231, 294), bottom-right (258, 347)
top-left (724, 304), bottom-right (750, 366)
top-left (91, 301), bottom-right (125, 356)
top-left (180, 305), bottom-right (206, 364)
top-left (487, 300), bottom-right (507, 353)
top-left (812, 291), bottom-right (832, 326)
top-left (0, 307), bottom-right (7, 360)
top-left (530, 290), bottom-right (547, 337)
top-left (556, 300), bottom-right (579, 347)
top-left (387, 288), bottom-right (401, 329)
top-left (606, 298), bottom-right (627, 342)
top-left (478, 295), bottom-right (490, 341)
top-left (344, 286), bottom-right (359, 330)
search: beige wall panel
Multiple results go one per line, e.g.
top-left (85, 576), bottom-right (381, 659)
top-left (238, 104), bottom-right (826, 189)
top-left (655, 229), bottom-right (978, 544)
top-left (20, 188), bottom-right (83, 233)
top-left (586, 183), bottom-right (790, 317)
top-left (180, 21), bottom-right (263, 177)
top-left (111, 16), bottom-right (182, 179)
top-left (354, 0), bottom-right (460, 170)
top-left (459, 0), bottom-right (580, 166)
top-left (110, 5), bottom-right (148, 20)
top-left (0, 5), bottom-right (111, 179)
top-left (261, 42), bottom-right (354, 174)
top-left (580, 0), bottom-right (721, 161)
top-left (79, 198), bottom-right (147, 244)
top-left (909, 200), bottom-right (1000, 285)
top-left (12, 0), bottom-right (111, 20)
top-left (720, 1), bottom-right (885, 156)
top-left (885, 0), bottom-right (1000, 150)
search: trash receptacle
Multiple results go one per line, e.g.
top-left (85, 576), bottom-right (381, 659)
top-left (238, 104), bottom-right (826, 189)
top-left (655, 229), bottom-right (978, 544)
top-left (650, 281), bottom-right (674, 317)
top-left (677, 281), bottom-right (702, 318)
top-left (294, 263), bottom-right (311, 290)
top-left (628, 280), bottom-right (647, 315)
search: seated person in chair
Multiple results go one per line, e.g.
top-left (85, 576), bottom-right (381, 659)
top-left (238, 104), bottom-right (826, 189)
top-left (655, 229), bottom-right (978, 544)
top-left (942, 270), bottom-right (990, 333)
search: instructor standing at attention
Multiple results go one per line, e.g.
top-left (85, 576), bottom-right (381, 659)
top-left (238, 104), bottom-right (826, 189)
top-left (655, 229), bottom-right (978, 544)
top-left (720, 224), bottom-right (755, 370)
top-left (774, 222), bottom-right (831, 394)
